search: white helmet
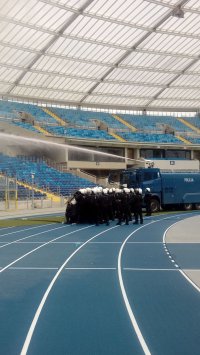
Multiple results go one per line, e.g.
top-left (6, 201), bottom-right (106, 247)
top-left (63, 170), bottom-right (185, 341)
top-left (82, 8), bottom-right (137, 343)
top-left (138, 188), bottom-right (142, 194)
top-left (145, 187), bottom-right (151, 192)
top-left (103, 188), bottom-right (108, 194)
top-left (124, 188), bottom-right (130, 193)
top-left (86, 187), bottom-right (92, 194)
top-left (71, 198), bottom-right (77, 205)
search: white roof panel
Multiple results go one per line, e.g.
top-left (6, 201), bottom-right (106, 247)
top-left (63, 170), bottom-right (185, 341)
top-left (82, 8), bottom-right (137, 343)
top-left (106, 68), bottom-right (175, 86)
top-left (151, 98), bottom-right (200, 109)
top-left (0, 66), bottom-right (23, 82)
top-left (64, 14), bottom-right (147, 47)
top-left (21, 71), bottom-right (95, 92)
top-left (0, 0), bottom-right (200, 112)
top-left (85, 94), bottom-right (150, 107)
top-left (173, 74), bottom-right (200, 88)
top-left (122, 51), bottom-right (192, 72)
top-left (160, 87), bottom-right (200, 100)
top-left (12, 85), bottom-right (84, 102)
top-left (32, 55), bottom-right (108, 79)
top-left (47, 36), bottom-right (125, 63)
top-left (138, 32), bottom-right (200, 56)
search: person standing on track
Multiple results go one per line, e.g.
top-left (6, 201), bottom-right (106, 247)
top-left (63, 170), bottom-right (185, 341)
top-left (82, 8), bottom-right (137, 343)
top-left (144, 187), bottom-right (152, 216)
top-left (133, 188), bottom-right (143, 225)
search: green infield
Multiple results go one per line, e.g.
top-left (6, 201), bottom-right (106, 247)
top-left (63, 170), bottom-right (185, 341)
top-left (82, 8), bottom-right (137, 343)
top-left (0, 216), bottom-right (64, 228)
top-left (0, 209), bottom-right (196, 228)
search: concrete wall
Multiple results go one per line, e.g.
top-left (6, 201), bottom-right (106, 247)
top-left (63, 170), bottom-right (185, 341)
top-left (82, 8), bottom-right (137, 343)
top-left (152, 159), bottom-right (200, 171)
top-left (67, 161), bottom-right (126, 170)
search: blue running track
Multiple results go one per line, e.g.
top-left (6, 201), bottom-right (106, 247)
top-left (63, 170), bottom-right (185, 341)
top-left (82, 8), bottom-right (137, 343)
top-left (0, 212), bottom-right (199, 355)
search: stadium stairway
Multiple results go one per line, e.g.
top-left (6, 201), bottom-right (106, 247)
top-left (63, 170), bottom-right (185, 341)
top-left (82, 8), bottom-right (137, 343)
top-left (109, 132), bottom-right (126, 142)
top-left (34, 124), bottom-right (50, 135)
top-left (112, 114), bottom-right (137, 131)
top-left (178, 117), bottom-right (200, 134)
top-left (175, 135), bottom-right (191, 144)
top-left (17, 181), bottom-right (60, 202)
top-left (42, 108), bottom-right (66, 126)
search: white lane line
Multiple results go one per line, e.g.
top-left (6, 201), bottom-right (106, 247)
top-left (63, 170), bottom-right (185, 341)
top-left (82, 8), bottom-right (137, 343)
top-left (163, 221), bottom-right (200, 293)
top-left (2, 241), bottom-right (122, 244)
top-left (0, 224), bottom-right (68, 250)
top-left (0, 241), bottom-right (80, 244)
top-left (0, 226), bottom-right (15, 231)
top-left (118, 221), bottom-right (155, 355)
top-left (7, 267), bottom-right (116, 270)
top-left (0, 223), bottom-right (57, 238)
top-left (127, 242), bottom-right (163, 244)
top-left (124, 268), bottom-right (179, 271)
top-left (117, 213), bottom-right (198, 355)
top-left (0, 225), bottom-right (92, 273)
top-left (65, 267), bottom-right (116, 270)
top-left (179, 270), bottom-right (200, 293)
top-left (20, 224), bottom-right (119, 355)
top-left (89, 241), bottom-right (122, 244)
top-left (9, 267), bottom-right (58, 270)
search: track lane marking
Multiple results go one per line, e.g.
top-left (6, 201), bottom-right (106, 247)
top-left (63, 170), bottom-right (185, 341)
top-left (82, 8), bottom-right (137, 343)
top-left (6, 267), bottom-right (116, 270)
top-left (0, 225), bottom-right (92, 273)
top-left (163, 221), bottom-right (200, 293)
top-left (124, 268), bottom-right (179, 271)
top-left (20, 224), bottom-right (119, 355)
top-left (117, 212), bottom-right (200, 355)
top-left (0, 224), bottom-right (68, 250)
top-left (118, 221), bottom-right (155, 355)
top-left (0, 223), bottom-right (57, 238)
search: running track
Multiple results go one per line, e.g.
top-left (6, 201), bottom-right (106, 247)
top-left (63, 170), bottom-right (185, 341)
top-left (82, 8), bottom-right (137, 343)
top-left (0, 212), bottom-right (200, 355)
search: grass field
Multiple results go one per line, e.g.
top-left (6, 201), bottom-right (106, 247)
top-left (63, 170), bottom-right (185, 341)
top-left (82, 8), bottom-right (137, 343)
top-left (0, 216), bottom-right (64, 228)
top-left (0, 210), bottom-right (194, 228)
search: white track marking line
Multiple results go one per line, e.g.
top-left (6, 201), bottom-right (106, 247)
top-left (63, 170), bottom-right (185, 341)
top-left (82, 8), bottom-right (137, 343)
top-left (20, 224), bottom-right (119, 355)
top-left (179, 270), bottom-right (200, 292)
top-left (0, 225), bottom-right (92, 273)
top-left (163, 222), bottom-right (200, 293)
top-left (124, 268), bottom-right (179, 271)
top-left (0, 226), bottom-right (15, 231)
top-left (118, 222), bottom-right (155, 355)
top-left (7, 267), bottom-right (116, 270)
top-left (0, 223), bottom-right (57, 238)
top-left (127, 242), bottom-right (163, 244)
top-left (0, 225), bottom-right (67, 250)
top-left (9, 267), bottom-right (58, 270)
top-left (117, 212), bottom-right (200, 355)
top-left (65, 267), bottom-right (116, 270)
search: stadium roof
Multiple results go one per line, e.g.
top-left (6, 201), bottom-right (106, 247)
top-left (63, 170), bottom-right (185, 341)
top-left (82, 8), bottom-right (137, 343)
top-left (0, 0), bottom-right (200, 112)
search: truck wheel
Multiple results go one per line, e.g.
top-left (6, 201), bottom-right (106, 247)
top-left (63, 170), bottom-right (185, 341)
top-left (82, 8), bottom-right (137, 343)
top-left (194, 203), bottom-right (200, 210)
top-left (150, 199), bottom-right (160, 212)
top-left (183, 203), bottom-right (192, 210)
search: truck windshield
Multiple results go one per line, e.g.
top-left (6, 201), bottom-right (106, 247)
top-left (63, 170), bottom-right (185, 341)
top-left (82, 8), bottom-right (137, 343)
top-left (120, 171), bottom-right (137, 187)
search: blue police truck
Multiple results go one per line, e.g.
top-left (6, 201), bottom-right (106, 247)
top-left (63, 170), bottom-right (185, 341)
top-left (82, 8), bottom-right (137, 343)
top-left (120, 167), bottom-right (200, 212)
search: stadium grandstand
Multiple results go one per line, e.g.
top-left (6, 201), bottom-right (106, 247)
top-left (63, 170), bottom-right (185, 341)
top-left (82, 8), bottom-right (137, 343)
top-left (0, 0), bottom-right (200, 210)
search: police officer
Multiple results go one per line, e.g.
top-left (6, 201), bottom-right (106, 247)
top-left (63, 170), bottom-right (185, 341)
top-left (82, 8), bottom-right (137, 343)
top-left (144, 187), bottom-right (152, 216)
top-left (133, 188), bottom-right (143, 224)
top-left (64, 197), bottom-right (77, 224)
